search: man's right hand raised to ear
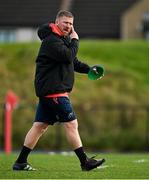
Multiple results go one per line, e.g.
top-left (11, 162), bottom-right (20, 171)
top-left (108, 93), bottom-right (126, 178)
top-left (70, 26), bottom-right (79, 40)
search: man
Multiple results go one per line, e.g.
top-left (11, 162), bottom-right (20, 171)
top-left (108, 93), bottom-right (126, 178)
top-left (12, 10), bottom-right (105, 171)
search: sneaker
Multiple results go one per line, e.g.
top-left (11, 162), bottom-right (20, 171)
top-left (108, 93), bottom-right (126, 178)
top-left (12, 162), bottom-right (36, 171)
top-left (81, 156), bottom-right (105, 171)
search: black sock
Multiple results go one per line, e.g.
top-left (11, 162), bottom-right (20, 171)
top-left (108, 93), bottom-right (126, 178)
top-left (74, 147), bottom-right (87, 165)
top-left (16, 146), bottom-right (32, 163)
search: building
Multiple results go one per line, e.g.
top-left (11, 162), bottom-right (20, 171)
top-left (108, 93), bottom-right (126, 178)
top-left (121, 0), bottom-right (149, 40)
top-left (0, 0), bottom-right (145, 42)
top-left (0, 0), bottom-right (60, 42)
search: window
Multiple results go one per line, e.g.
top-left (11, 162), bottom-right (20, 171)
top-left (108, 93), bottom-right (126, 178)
top-left (0, 30), bottom-right (16, 43)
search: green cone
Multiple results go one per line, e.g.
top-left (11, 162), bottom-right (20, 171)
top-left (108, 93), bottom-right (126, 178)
top-left (88, 65), bottom-right (105, 80)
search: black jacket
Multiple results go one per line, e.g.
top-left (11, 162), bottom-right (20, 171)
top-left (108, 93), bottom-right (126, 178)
top-left (34, 23), bottom-right (90, 97)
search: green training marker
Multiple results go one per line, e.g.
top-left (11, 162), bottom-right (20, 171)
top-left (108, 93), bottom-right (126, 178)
top-left (88, 65), bottom-right (105, 80)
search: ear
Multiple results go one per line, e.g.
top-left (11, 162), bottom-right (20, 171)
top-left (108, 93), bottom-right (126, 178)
top-left (55, 19), bottom-right (59, 25)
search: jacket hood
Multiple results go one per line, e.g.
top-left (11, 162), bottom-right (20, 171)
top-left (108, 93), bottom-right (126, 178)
top-left (38, 23), bottom-right (64, 40)
top-left (37, 23), bottom-right (52, 40)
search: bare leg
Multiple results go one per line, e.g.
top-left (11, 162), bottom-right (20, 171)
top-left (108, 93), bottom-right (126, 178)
top-left (63, 119), bottom-right (82, 149)
top-left (24, 122), bottom-right (49, 149)
top-left (13, 122), bottom-right (49, 167)
top-left (63, 119), bottom-right (105, 171)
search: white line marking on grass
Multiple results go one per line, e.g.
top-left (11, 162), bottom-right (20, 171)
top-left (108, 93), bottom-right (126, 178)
top-left (48, 151), bottom-right (74, 156)
top-left (133, 159), bottom-right (146, 163)
top-left (97, 165), bottom-right (109, 169)
top-left (61, 151), bottom-right (74, 156)
top-left (97, 165), bottom-right (114, 169)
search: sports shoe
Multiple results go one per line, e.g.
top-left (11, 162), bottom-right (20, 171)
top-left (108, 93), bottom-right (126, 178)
top-left (12, 162), bottom-right (36, 171)
top-left (81, 156), bottom-right (105, 171)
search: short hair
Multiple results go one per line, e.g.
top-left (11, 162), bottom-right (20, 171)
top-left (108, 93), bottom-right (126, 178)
top-left (56, 10), bottom-right (74, 19)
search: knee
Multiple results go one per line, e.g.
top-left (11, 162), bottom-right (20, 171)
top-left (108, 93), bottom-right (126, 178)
top-left (64, 120), bottom-right (78, 130)
top-left (33, 123), bottom-right (48, 134)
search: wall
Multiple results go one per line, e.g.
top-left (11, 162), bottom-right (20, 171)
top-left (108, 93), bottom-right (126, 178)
top-left (0, 28), bottom-right (38, 42)
top-left (16, 28), bottom-right (38, 42)
top-left (121, 0), bottom-right (149, 39)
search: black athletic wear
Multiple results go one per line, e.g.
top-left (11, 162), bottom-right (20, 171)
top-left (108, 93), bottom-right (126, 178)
top-left (35, 23), bottom-right (90, 97)
top-left (35, 96), bottom-right (77, 125)
top-left (13, 162), bottom-right (36, 171)
top-left (81, 157), bottom-right (105, 171)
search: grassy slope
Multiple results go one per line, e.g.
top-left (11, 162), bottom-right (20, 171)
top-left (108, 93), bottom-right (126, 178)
top-left (0, 43), bottom-right (38, 105)
top-left (0, 40), bottom-right (149, 150)
top-left (0, 40), bottom-right (149, 105)
top-left (0, 153), bottom-right (149, 179)
top-left (74, 40), bottom-right (149, 106)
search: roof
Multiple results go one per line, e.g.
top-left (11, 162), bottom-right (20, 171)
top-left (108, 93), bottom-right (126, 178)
top-left (71, 0), bottom-right (139, 38)
top-left (0, 0), bottom-right (139, 38)
top-left (0, 0), bottom-right (61, 27)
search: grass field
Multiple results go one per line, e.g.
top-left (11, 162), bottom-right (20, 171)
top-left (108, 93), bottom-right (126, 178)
top-left (0, 152), bottom-right (149, 179)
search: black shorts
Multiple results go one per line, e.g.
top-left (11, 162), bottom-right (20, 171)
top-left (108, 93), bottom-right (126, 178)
top-left (35, 97), bottom-right (77, 125)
